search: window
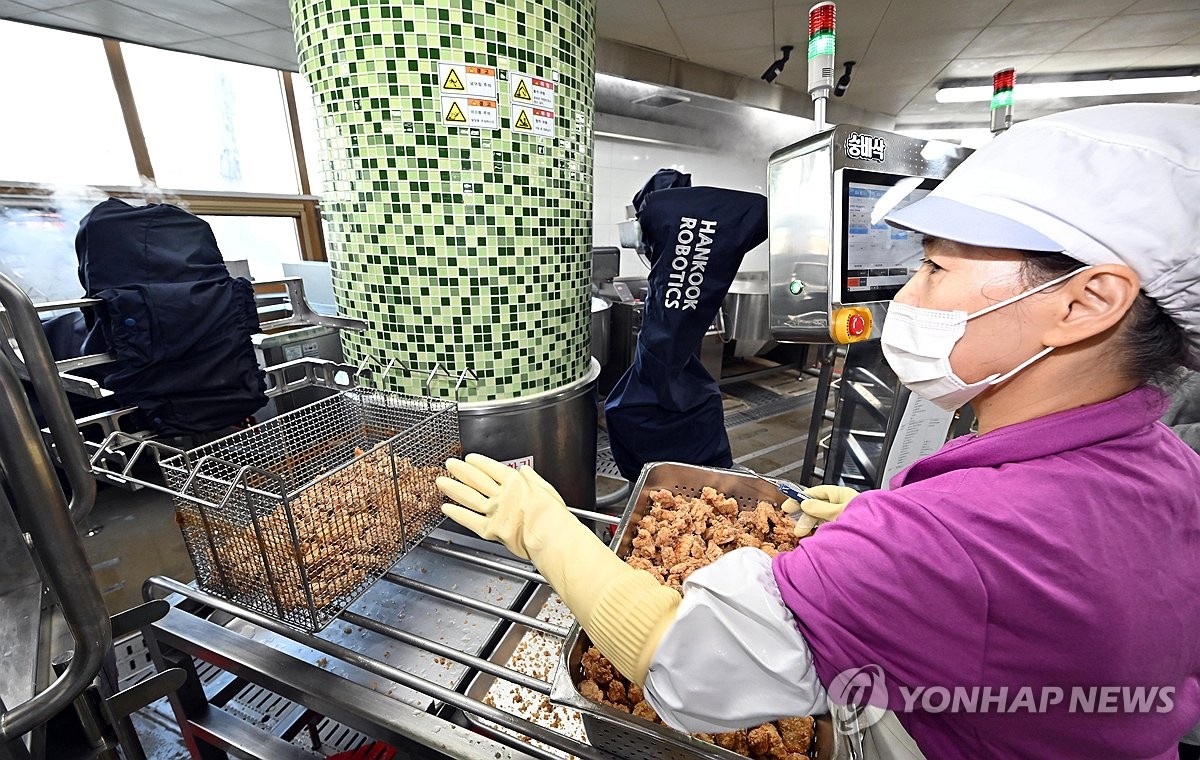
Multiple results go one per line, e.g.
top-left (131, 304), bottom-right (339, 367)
top-left (291, 75), bottom-right (327, 197)
top-left (0, 21), bottom-right (138, 186)
top-left (123, 44), bottom-right (299, 194)
top-left (201, 216), bottom-right (301, 281)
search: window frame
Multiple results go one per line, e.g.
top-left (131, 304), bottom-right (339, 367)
top-left (0, 31), bottom-right (326, 264)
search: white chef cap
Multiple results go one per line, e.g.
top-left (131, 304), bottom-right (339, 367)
top-left (886, 103), bottom-right (1200, 370)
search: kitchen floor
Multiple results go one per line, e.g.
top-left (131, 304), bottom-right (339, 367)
top-left (70, 358), bottom-right (821, 758)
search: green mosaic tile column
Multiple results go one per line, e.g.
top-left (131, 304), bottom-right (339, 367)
top-left (291, 0), bottom-right (595, 401)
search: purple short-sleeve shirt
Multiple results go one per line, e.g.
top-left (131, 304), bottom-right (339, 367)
top-left (773, 386), bottom-right (1200, 758)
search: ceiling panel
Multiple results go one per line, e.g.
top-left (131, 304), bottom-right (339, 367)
top-left (669, 7), bottom-right (774, 56)
top-left (1123, 0), bottom-right (1200, 12)
top-left (1064, 10), bottom-right (1200, 49)
top-left (874, 0), bottom-right (1011, 33)
top-left (1, 0), bottom-right (1197, 126)
top-left (699, 45), bottom-right (780, 81)
top-left (938, 54), bottom-right (1049, 78)
top-left (596, 0), bottom-right (685, 58)
top-left (1136, 41), bottom-right (1200, 64)
top-left (861, 29), bottom-right (979, 64)
top-left (958, 19), bottom-right (1106, 57)
top-left (35, 1), bottom-right (210, 43)
top-left (4, 0), bottom-right (81, 9)
top-left (223, 27), bottom-right (297, 62)
top-left (992, 0), bottom-right (1140, 24)
top-left (659, 0), bottom-right (772, 20)
top-left (136, 0), bottom-right (274, 38)
top-left (1025, 46), bottom-right (1170, 73)
top-left (216, 0), bottom-right (290, 28)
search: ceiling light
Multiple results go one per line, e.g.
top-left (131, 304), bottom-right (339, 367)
top-left (936, 73), bottom-right (1200, 103)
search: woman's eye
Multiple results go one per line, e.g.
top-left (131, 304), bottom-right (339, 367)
top-left (921, 258), bottom-right (943, 272)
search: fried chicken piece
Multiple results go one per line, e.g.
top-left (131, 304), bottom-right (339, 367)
top-left (626, 555), bottom-right (656, 573)
top-left (627, 682), bottom-right (644, 705)
top-left (777, 716), bottom-right (815, 754)
top-left (655, 524), bottom-right (681, 548)
top-left (688, 501), bottom-right (714, 526)
top-left (709, 523), bottom-right (740, 545)
top-left (748, 723), bottom-right (788, 759)
top-left (632, 701), bottom-right (659, 722)
top-left (704, 541), bottom-right (725, 563)
top-left (714, 730), bottom-right (751, 757)
top-left (631, 528), bottom-right (656, 556)
top-left (669, 558), bottom-right (706, 585)
top-left (760, 542), bottom-right (778, 557)
top-left (579, 679), bottom-right (604, 703)
top-left (581, 647), bottom-right (615, 687)
top-left (738, 503), bottom-right (774, 539)
top-left (735, 533), bottom-right (763, 549)
top-left (772, 524), bottom-right (800, 550)
top-left (657, 544), bottom-right (679, 569)
top-left (607, 679), bottom-right (628, 706)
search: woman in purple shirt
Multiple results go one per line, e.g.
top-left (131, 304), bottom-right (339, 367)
top-left (437, 103), bottom-right (1200, 759)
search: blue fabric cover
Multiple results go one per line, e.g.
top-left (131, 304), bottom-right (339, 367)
top-left (75, 198), bottom-right (267, 435)
top-left (605, 186), bottom-right (767, 481)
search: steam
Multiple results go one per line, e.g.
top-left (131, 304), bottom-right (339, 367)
top-left (0, 179), bottom-right (181, 303)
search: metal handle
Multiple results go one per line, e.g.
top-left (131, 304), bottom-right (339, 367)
top-left (0, 273), bottom-right (97, 522)
top-left (0, 352), bottom-right (110, 742)
top-left (394, 360), bottom-right (478, 400)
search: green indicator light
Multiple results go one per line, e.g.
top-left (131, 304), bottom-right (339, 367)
top-left (991, 89), bottom-right (1014, 110)
top-left (807, 32), bottom-right (836, 60)
top-left (789, 279), bottom-right (805, 296)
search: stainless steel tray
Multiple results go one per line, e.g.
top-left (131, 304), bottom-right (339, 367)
top-left (550, 462), bottom-right (796, 760)
top-left (464, 585), bottom-right (591, 758)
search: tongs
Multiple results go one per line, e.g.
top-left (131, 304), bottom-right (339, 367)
top-left (749, 472), bottom-right (809, 502)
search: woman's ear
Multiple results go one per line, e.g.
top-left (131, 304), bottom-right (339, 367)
top-left (1042, 264), bottom-right (1140, 347)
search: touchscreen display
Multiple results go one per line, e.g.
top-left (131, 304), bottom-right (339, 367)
top-left (840, 172), bottom-right (939, 304)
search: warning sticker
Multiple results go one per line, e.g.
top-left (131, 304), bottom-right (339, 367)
top-left (512, 106), bottom-right (554, 138)
top-left (509, 71), bottom-right (554, 110)
top-left (441, 96), bottom-right (499, 128)
top-left (438, 62), bottom-right (497, 98)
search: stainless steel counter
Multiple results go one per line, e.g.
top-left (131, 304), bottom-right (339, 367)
top-left (144, 527), bottom-right (615, 760)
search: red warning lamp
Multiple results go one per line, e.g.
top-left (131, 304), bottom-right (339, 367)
top-left (991, 67), bottom-right (1016, 133)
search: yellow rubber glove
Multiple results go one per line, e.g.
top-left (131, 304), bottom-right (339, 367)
top-left (437, 454), bottom-right (679, 684)
top-left (782, 484), bottom-right (859, 536)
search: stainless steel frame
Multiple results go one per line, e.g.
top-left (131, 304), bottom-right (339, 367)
top-left (142, 525), bottom-right (623, 760)
top-left (0, 273), bottom-right (107, 744)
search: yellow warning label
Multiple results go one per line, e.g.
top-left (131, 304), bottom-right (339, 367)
top-left (445, 101), bottom-right (467, 122)
top-left (513, 79), bottom-right (532, 101)
top-left (443, 68), bottom-right (465, 91)
top-left (514, 109), bottom-right (533, 130)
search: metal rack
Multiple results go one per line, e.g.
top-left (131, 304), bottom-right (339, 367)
top-left (142, 527), bottom-right (622, 760)
top-left (0, 273), bottom-right (184, 760)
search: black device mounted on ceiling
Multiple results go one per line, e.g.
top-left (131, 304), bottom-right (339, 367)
top-left (834, 60), bottom-right (856, 96)
top-left (761, 45), bottom-right (794, 83)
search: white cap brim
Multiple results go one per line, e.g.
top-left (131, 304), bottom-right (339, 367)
top-left (885, 196), bottom-right (1065, 253)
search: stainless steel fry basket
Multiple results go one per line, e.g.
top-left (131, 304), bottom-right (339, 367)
top-left (551, 462), bottom-right (817, 760)
top-left (158, 389), bottom-right (461, 632)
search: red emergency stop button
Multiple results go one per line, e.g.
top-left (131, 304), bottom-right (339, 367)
top-left (831, 306), bottom-right (873, 344)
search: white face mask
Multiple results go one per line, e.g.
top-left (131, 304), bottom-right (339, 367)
top-left (881, 267), bottom-right (1092, 412)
